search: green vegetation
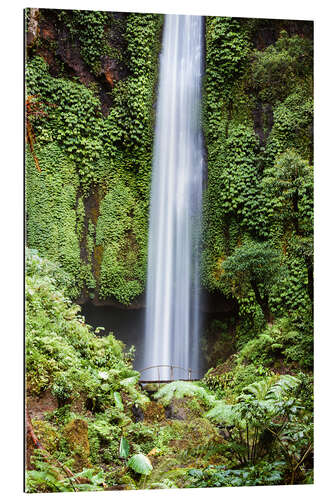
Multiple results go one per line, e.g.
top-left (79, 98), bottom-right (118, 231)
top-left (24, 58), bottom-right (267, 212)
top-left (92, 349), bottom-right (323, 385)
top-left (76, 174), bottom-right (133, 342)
top-left (25, 253), bottom-right (313, 490)
top-left (203, 16), bottom-right (313, 363)
top-left (25, 10), bottom-right (313, 492)
top-left (26, 10), bottom-right (162, 302)
top-left (58, 10), bottom-right (114, 76)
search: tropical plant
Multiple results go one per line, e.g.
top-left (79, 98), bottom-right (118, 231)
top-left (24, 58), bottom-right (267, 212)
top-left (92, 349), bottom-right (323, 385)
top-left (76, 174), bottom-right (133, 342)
top-left (205, 374), bottom-right (311, 475)
top-left (262, 149), bottom-right (313, 235)
top-left (118, 436), bottom-right (153, 475)
top-left (187, 461), bottom-right (287, 487)
top-left (127, 453), bottom-right (153, 475)
top-left (26, 454), bottom-right (106, 493)
top-left (222, 241), bottom-right (282, 320)
top-left (153, 381), bottom-right (216, 406)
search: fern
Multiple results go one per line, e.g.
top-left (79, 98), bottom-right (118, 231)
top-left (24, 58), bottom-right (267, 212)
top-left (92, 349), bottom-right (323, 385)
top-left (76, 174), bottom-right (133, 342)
top-left (205, 400), bottom-right (237, 425)
top-left (206, 375), bottom-right (301, 431)
top-left (153, 381), bottom-right (216, 406)
top-left (240, 378), bottom-right (274, 401)
top-left (239, 375), bottom-right (299, 402)
top-left (266, 375), bottom-right (299, 400)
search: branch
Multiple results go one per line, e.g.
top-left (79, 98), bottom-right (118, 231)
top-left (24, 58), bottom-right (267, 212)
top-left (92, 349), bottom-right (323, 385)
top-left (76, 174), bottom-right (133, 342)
top-left (26, 407), bottom-right (87, 491)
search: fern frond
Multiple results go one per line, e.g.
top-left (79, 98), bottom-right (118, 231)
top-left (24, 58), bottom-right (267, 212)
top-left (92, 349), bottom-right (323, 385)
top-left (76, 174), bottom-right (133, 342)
top-left (240, 378), bottom-right (274, 401)
top-left (239, 375), bottom-right (299, 403)
top-left (153, 381), bottom-right (216, 405)
top-left (205, 400), bottom-right (237, 425)
top-left (266, 375), bottom-right (299, 400)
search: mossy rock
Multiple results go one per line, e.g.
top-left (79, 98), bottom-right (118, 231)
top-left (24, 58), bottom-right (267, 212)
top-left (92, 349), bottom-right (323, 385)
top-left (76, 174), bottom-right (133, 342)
top-left (165, 396), bottom-right (206, 421)
top-left (146, 456), bottom-right (186, 486)
top-left (163, 466), bottom-right (196, 487)
top-left (63, 418), bottom-right (91, 471)
top-left (31, 419), bottom-right (59, 455)
top-left (178, 417), bottom-right (221, 449)
top-left (143, 401), bottom-right (166, 423)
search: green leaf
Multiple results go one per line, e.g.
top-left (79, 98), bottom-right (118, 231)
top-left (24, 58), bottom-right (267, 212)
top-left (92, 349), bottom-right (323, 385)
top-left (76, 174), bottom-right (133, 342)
top-left (127, 453), bottom-right (153, 475)
top-left (119, 375), bottom-right (139, 387)
top-left (119, 436), bottom-right (130, 459)
top-left (114, 391), bottom-right (124, 410)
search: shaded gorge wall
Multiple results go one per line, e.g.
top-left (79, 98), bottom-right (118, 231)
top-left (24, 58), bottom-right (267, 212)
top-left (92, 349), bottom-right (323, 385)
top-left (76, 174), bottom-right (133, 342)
top-left (81, 300), bottom-right (237, 374)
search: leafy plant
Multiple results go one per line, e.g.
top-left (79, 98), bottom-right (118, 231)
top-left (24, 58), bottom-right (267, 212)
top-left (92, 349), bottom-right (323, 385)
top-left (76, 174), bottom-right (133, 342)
top-left (187, 461), bottom-right (286, 487)
top-left (127, 453), bottom-right (153, 475)
top-left (119, 436), bottom-right (130, 459)
top-left (205, 373), bottom-right (310, 473)
top-left (154, 381), bottom-right (216, 406)
top-left (222, 241), bottom-right (282, 320)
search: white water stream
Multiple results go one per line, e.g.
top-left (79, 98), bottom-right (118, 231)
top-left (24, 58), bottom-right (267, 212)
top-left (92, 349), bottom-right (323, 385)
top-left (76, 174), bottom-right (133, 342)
top-left (142, 15), bottom-right (205, 381)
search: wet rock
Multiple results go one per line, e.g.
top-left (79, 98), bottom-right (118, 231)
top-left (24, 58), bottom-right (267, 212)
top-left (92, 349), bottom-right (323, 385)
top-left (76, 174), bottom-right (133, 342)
top-left (132, 404), bottom-right (144, 422)
top-left (26, 8), bottom-right (39, 47)
top-left (26, 390), bottom-right (58, 421)
top-left (165, 397), bottom-right (203, 421)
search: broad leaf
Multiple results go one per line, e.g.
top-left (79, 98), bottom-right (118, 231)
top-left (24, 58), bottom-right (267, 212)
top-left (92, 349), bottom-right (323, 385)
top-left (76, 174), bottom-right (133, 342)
top-left (114, 391), bottom-right (124, 410)
top-left (119, 375), bottom-right (139, 387)
top-left (119, 436), bottom-right (130, 459)
top-left (127, 453), bottom-right (153, 475)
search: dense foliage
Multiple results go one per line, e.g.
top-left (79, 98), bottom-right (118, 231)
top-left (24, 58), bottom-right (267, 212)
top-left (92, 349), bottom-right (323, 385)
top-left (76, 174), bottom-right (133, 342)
top-left (26, 9), bottom-right (162, 302)
top-left (25, 251), bottom-right (313, 491)
top-left (25, 10), bottom-right (313, 492)
top-left (202, 16), bottom-right (313, 366)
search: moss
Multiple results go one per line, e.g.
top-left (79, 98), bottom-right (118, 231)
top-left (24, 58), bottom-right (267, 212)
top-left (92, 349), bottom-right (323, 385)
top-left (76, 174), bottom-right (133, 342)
top-left (63, 418), bottom-right (91, 470)
top-left (88, 416), bottom-right (122, 465)
top-left (25, 144), bottom-right (82, 299)
top-left (203, 18), bottom-right (313, 364)
top-left (143, 402), bottom-right (166, 423)
top-left (32, 419), bottom-right (59, 454)
top-left (96, 181), bottom-right (147, 303)
top-left (76, 197), bottom-right (85, 242)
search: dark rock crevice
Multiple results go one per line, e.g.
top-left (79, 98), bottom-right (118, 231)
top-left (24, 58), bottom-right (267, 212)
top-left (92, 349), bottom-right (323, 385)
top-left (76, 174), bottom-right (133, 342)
top-left (26, 9), bottom-right (130, 115)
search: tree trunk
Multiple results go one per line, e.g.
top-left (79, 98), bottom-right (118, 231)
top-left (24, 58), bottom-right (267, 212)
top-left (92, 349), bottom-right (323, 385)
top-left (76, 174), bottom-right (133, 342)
top-left (250, 280), bottom-right (271, 322)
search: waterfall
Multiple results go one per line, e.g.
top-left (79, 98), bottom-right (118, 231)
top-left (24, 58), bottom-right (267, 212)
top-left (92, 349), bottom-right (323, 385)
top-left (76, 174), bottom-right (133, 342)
top-left (143, 14), bottom-right (205, 381)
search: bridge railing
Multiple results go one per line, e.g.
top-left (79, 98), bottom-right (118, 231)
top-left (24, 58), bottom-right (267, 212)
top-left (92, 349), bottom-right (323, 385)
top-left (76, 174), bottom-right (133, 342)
top-left (139, 364), bottom-right (198, 383)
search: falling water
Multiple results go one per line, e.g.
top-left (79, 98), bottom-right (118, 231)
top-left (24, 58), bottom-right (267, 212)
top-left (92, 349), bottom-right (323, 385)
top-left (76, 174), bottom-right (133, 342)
top-left (143, 15), bottom-right (205, 381)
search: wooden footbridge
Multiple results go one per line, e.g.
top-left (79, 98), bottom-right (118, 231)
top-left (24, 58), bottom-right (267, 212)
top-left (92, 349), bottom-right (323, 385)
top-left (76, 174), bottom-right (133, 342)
top-left (139, 364), bottom-right (200, 385)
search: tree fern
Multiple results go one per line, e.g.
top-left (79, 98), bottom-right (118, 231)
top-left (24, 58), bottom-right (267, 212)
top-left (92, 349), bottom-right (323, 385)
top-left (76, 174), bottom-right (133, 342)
top-left (153, 381), bottom-right (216, 406)
top-left (239, 378), bottom-right (274, 401)
top-left (266, 375), bottom-right (299, 400)
top-left (205, 400), bottom-right (237, 425)
top-left (239, 375), bottom-right (299, 402)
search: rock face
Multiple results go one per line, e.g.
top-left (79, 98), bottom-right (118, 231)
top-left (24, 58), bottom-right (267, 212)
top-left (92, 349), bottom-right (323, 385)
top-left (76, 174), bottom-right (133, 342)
top-left (26, 390), bottom-right (59, 421)
top-left (27, 9), bottom-right (128, 115)
top-left (25, 10), bottom-right (313, 374)
top-left (244, 18), bottom-right (313, 149)
top-left (26, 8), bottom-right (40, 47)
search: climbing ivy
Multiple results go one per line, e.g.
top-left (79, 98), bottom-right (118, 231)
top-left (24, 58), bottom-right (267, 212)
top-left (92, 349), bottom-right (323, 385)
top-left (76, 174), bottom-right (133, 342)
top-left (57, 10), bottom-right (113, 75)
top-left (203, 18), bottom-right (313, 364)
top-left (26, 56), bottom-right (106, 189)
top-left (95, 179), bottom-right (147, 303)
top-left (25, 144), bottom-right (82, 298)
top-left (251, 30), bottom-right (313, 104)
top-left (25, 10), bottom-right (162, 302)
